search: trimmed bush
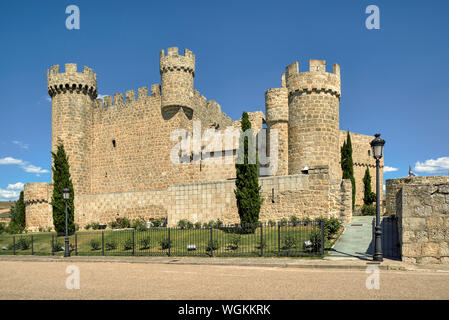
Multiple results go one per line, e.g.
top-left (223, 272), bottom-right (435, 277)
top-left (268, 220), bottom-right (276, 227)
top-left (123, 238), bottom-right (133, 250)
top-left (105, 240), bottom-right (117, 251)
top-left (228, 234), bottom-right (241, 250)
top-left (17, 237), bottom-right (31, 250)
top-left (160, 237), bottom-right (171, 250)
top-left (150, 218), bottom-right (164, 228)
top-left (194, 222), bottom-right (202, 229)
top-left (289, 216), bottom-right (299, 226)
top-left (282, 234), bottom-right (297, 250)
top-left (89, 239), bottom-right (100, 251)
top-left (140, 237), bottom-right (151, 249)
top-left (91, 222), bottom-right (100, 230)
top-left (310, 230), bottom-right (322, 252)
top-left (361, 204), bottom-right (376, 216)
top-left (206, 239), bottom-right (220, 252)
top-left (132, 219), bottom-right (147, 231)
top-left (178, 219), bottom-right (193, 229)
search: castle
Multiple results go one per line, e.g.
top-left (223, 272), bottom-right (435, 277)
top-left (23, 47), bottom-right (383, 231)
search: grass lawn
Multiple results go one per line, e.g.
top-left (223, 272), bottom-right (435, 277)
top-left (0, 224), bottom-right (325, 258)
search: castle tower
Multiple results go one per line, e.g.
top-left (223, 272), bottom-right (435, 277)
top-left (265, 80), bottom-right (289, 176)
top-left (285, 59), bottom-right (341, 178)
top-left (47, 64), bottom-right (97, 195)
top-left (159, 47), bottom-right (196, 118)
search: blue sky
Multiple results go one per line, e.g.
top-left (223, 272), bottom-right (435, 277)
top-left (0, 0), bottom-right (448, 200)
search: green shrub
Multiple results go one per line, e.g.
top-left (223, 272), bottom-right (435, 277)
top-left (361, 204), bottom-right (376, 216)
top-left (194, 222), bottom-right (202, 229)
top-left (90, 239), bottom-right (100, 251)
top-left (206, 239), bottom-right (220, 252)
top-left (310, 230), bottom-right (322, 252)
top-left (160, 237), bottom-right (171, 250)
top-left (85, 224), bottom-right (91, 230)
top-left (289, 215), bottom-right (299, 226)
top-left (268, 220), bottom-right (276, 227)
top-left (303, 217), bottom-right (312, 225)
top-left (91, 222), bottom-right (100, 230)
top-left (123, 238), bottom-right (133, 250)
top-left (228, 234), bottom-right (240, 250)
top-left (109, 221), bottom-right (119, 229)
top-left (117, 217), bottom-right (131, 229)
top-left (74, 224), bottom-right (80, 232)
top-left (140, 237), bottom-right (152, 249)
top-left (214, 219), bottom-right (223, 228)
top-left (256, 238), bottom-right (266, 250)
top-left (105, 240), bottom-right (117, 251)
top-left (132, 219), bottom-right (147, 231)
top-left (17, 237), bottom-right (31, 250)
top-left (178, 219), bottom-right (193, 229)
top-left (282, 234), bottom-right (297, 250)
top-left (151, 218), bottom-right (164, 228)
top-left (279, 218), bottom-right (288, 226)
top-left (52, 239), bottom-right (64, 252)
top-left (0, 222), bottom-right (6, 234)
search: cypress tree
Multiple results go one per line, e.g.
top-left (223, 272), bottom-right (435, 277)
top-left (51, 142), bottom-right (75, 234)
top-left (341, 131), bottom-right (356, 210)
top-left (363, 167), bottom-right (376, 205)
top-left (234, 112), bottom-right (263, 233)
top-left (7, 191), bottom-right (26, 233)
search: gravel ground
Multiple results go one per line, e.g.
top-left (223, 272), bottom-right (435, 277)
top-left (1, 260), bottom-right (449, 300)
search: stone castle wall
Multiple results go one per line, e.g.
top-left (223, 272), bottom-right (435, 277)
top-left (397, 181), bottom-right (449, 264)
top-left (24, 183), bottom-right (53, 232)
top-left (386, 176), bottom-right (449, 216)
top-left (73, 166), bottom-right (352, 227)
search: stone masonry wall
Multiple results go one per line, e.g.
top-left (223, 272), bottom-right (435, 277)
top-left (24, 183), bottom-right (53, 232)
top-left (386, 176), bottom-right (449, 216)
top-left (73, 166), bottom-right (351, 227)
top-left (397, 182), bottom-right (449, 264)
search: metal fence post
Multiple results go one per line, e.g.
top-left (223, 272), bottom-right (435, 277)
top-left (75, 233), bottom-right (78, 256)
top-left (168, 228), bottom-right (171, 257)
top-left (51, 234), bottom-right (54, 256)
top-left (101, 231), bottom-right (104, 256)
top-left (13, 236), bottom-right (16, 255)
top-left (278, 223), bottom-right (281, 255)
top-left (320, 220), bottom-right (325, 256)
top-left (260, 223), bottom-right (263, 257)
top-left (31, 235), bottom-right (34, 255)
top-left (132, 230), bottom-right (135, 256)
top-left (210, 227), bottom-right (213, 257)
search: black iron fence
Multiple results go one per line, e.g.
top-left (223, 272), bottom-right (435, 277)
top-left (0, 220), bottom-right (324, 258)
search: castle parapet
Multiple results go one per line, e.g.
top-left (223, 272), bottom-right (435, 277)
top-left (285, 60), bottom-right (341, 100)
top-left (159, 47), bottom-right (196, 114)
top-left (47, 64), bottom-right (97, 99)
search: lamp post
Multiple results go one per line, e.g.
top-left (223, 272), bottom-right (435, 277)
top-left (63, 188), bottom-right (70, 258)
top-left (370, 133), bottom-right (385, 262)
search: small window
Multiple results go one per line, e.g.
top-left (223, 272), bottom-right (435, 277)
top-left (112, 140), bottom-right (116, 148)
top-left (368, 150), bottom-right (371, 156)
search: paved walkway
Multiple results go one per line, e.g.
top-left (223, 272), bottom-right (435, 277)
top-left (328, 216), bottom-right (374, 260)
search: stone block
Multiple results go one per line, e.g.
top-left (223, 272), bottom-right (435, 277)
top-left (422, 242), bottom-right (440, 257)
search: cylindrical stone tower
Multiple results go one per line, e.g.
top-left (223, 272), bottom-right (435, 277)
top-left (159, 47), bottom-right (195, 118)
top-left (286, 59), bottom-right (341, 179)
top-left (47, 64), bottom-right (97, 195)
top-left (265, 86), bottom-right (289, 176)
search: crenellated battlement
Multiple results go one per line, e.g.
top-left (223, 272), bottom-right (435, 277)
top-left (93, 85), bottom-right (161, 109)
top-left (160, 47), bottom-right (195, 76)
top-left (47, 63), bottom-right (97, 99)
top-left (285, 60), bottom-right (341, 100)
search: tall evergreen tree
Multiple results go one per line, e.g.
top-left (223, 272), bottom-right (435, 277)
top-left (7, 191), bottom-right (26, 233)
top-left (341, 131), bottom-right (356, 210)
top-left (363, 167), bottom-right (376, 205)
top-left (234, 112), bottom-right (263, 233)
top-left (51, 142), bottom-right (75, 234)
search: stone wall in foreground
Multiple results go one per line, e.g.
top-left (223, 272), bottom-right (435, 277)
top-left (397, 182), bottom-right (449, 264)
top-left (69, 166), bottom-right (352, 228)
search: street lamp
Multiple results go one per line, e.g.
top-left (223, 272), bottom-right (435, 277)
top-left (63, 187), bottom-right (70, 258)
top-left (370, 133), bottom-right (385, 262)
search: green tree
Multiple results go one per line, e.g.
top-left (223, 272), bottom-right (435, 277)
top-left (7, 191), bottom-right (26, 233)
top-left (51, 142), bottom-right (75, 234)
top-left (234, 112), bottom-right (263, 233)
top-left (363, 167), bottom-right (376, 205)
top-left (341, 131), bottom-right (356, 210)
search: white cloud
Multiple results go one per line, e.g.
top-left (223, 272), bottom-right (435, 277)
top-left (383, 166), bottom-right (398, 173)
top-left (415, 157), bottom-right (449, 174)
top-left (0, 188), bottom-right (20, 201)
top-left (97, 94), bottom-right (106, 99)
top-left (7, 182), bottom-right (24, 190)
top-left (0, 157), bottom-right (49, 176)
top-left (12, 140), bottom-right (29, 150)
